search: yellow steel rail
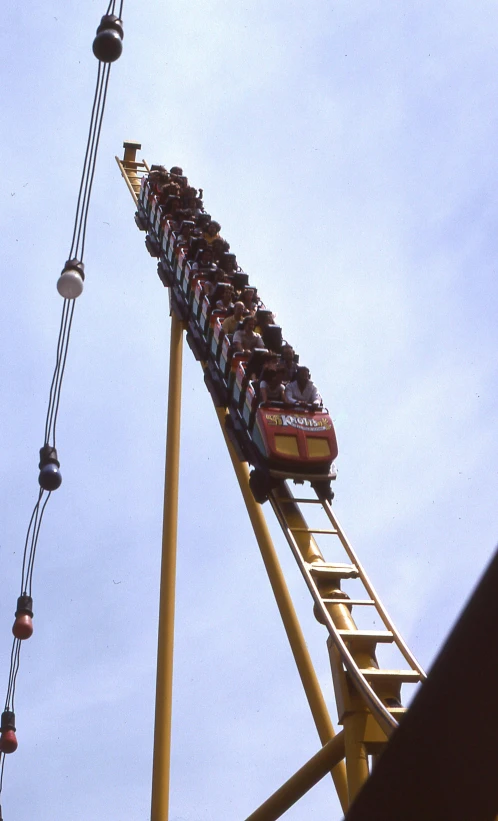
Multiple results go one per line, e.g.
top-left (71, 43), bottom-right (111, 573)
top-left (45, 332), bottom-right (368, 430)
top-left (115, 140), bottom-right (149, 204)
top-left (322, 499), bottom-right (426, 676)
top-left (269, 486), bottom-right (425, 737)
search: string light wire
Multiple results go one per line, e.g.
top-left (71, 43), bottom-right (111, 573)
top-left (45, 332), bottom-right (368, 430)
top-left (0, 3), bottom-right (124, 804)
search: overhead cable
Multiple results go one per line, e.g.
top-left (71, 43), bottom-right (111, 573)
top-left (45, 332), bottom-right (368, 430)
top-left (0, 5), bottom-right (125, 812)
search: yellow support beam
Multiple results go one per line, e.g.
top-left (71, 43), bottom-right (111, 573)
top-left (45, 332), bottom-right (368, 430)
top-left (215, 408), bottom-right (349, 814)
top-left (343, 713), bottom-right (370, 804)
top-left (151, 313), bottom-right (184, 821)
top-left (244, 732), bottom-right (345, 821)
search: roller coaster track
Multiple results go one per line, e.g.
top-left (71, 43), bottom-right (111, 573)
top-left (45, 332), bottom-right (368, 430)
top-left (116, 143), bottom-right (427, 818)
top-left (269, 484), bottom-right (425, 736)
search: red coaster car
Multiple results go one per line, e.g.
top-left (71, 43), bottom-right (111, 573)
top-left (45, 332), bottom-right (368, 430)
top-left (248, 402), bottom-right (338, 503)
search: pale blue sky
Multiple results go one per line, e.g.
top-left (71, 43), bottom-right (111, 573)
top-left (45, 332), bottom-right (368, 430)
top-left (0, 2), bottom-right (497, 819)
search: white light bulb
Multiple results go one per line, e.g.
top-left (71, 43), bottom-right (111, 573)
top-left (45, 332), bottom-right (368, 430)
top-left (57, 270), bottom-right (84, 299)
top-left (57, 260), bottom-right (85, 299)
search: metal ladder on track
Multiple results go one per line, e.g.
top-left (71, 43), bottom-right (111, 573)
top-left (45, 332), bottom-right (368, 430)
top-left (269, 481), bottom-right (426, 739)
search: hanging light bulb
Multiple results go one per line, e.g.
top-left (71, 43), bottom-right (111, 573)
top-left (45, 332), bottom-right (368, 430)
top-left (92, 15), bottom-right (124, 63)
top-left (57, 258), bottom-right (85, 299)
top-left (38, 445), bottom-right (62, 491)
top-left (12, 594), bottom-right (33, 640)
top-left (0, 712), bottom-right (17, 754)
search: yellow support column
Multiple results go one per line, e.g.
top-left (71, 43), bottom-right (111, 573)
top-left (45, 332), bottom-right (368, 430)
top-left (343, 712), bottom-right (370, 803)
top-left (328, 642), bottom-right (371, 805)
top-left (216, 409), bottom-right (349, 814)
top-left (151, 313), bottom-right (184, 821)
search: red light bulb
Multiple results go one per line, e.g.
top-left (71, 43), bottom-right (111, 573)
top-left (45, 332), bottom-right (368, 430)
top-left (0, 730), bottom-right (18, 754)
top-left (12, 612), bottom-right (33, 640)
top-left (0, 712), bottom-right (17, 754)
top-left (12, 594), bottom-right (34, 640)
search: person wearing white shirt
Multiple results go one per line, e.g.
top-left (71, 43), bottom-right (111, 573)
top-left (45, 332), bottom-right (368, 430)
top-left (284, 367), bottom-right (322, 407)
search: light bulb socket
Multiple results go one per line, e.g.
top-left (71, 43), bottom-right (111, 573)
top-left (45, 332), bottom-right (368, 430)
top-left (39, 444), bottom-right (60, 470)
top-left (61, 258), bottom-right (85, 282)
top-left (96, 14), bottom-right (124, 39)
top-left (15, 595), bottom-right (33, 618)
top-left (1, 711), bottom-right (15, 733)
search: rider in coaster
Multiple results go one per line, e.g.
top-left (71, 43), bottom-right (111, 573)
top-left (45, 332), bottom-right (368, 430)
top-left (222, 301), bottom-right (246, 335)
top-left (278, 344), bottom-right (298, 383)
top-left (175, 221), bottom-right (197, 249)
top-left (260, 366), bottom-right (286, 404)
top-left (190, 246), bottom-right (215, 272)
top-left (240, 287), bottom-right (259, 316)
top-left (255, 309), bottom-right (274, 337)
top-left (148, 166), bottom-right (169, 192)
top-left (215, 283), bottom-right (235, 311)
top-left (203, 220), bottom-right (222, 245)
top-left (284, 367), bottom-right (322, 409)
top-left (210, 237), bottom-right (229, 264)
top-left (232, 315), bottom-right (265, 353)
top-left (203, 267), bottom-right (227, 298)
